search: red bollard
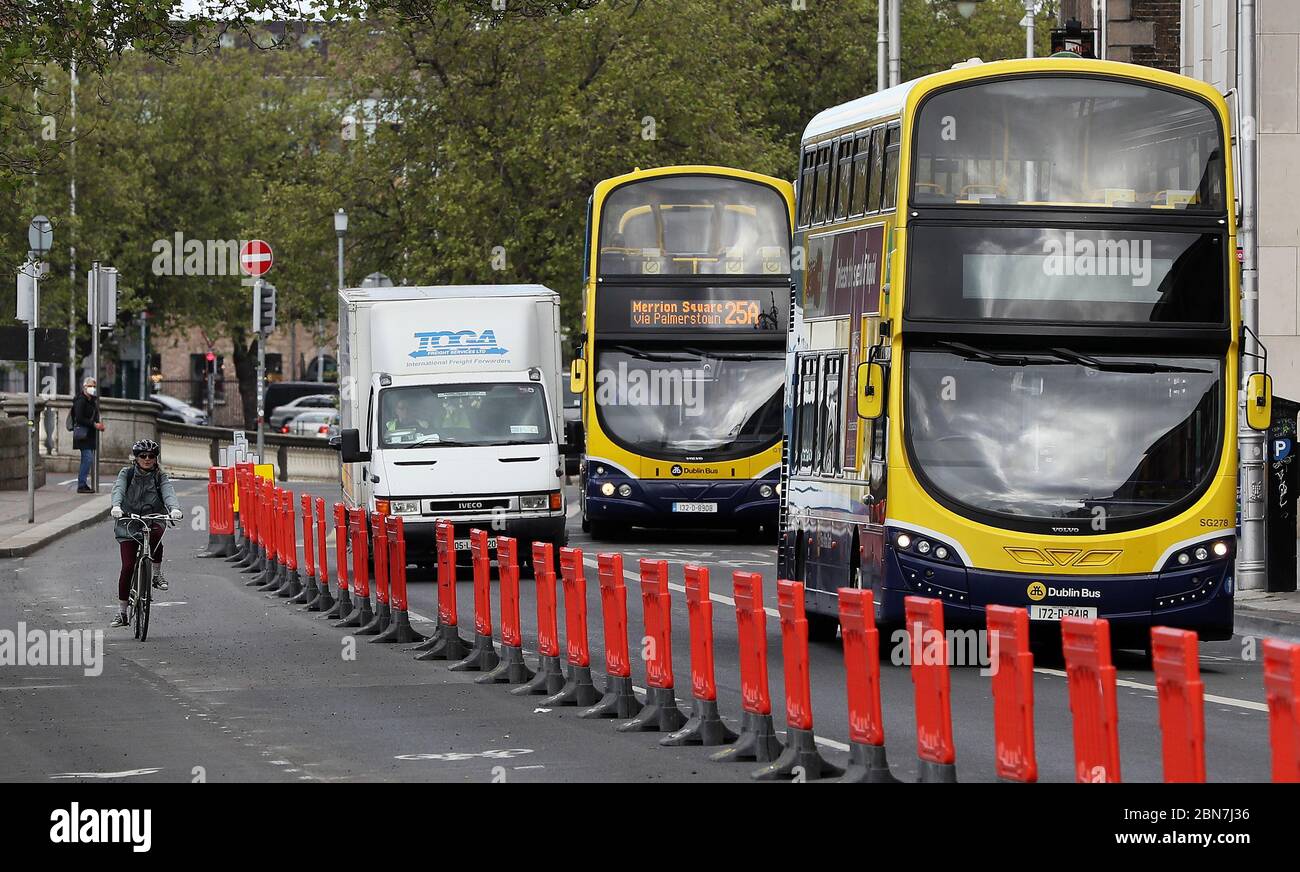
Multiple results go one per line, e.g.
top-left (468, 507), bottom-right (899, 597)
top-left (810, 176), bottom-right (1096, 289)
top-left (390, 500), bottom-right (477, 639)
top-left (238, 471), bottom-right (263, 576)
top-left (987, 605), bottom-right (1037, 783)
top-left (539, 547), bottom-right (600, 705)
top-left (752, 580), bottom-right (843, 780)
top-left (712, 571), bottom-right (781, 763)
top-left (905, 596), bottom-right (957, 782)
top-left (335, 508), bottom-right (374, 628)
top-left (1151, 626), bottom-right (1205, 783)
top-left (1263, 638), bottom-right (1300, 783)
top-left (581, 553), bottom-right (643, 719)
top-left (1062, 616), bottom-right (1122, 783)
top-left (253, 483), bottom-right (278, 587)
top-left (512, 542), bottom-right (565, 695)
top-left (273, 489), bottom-right (302, 598)
top-left (373, 516), bottom-right (427, 643)
top-left (290, 494), bottom-right (319, 606)
top-left (415, 519), bottom-right (469, 660)
top-left (305, 496), bottom-right (335, 613)
top-left (257, 487), bottom-right (285, 590)
top-left (229, 462), bottom-right (255, 564)
top-left (200, 466), bottom-right (236, 558)
top-left (477, 536), bottom-right (532, 683)
top-left (661, 565), bottom-right (736, 746)
top-left (838, 588), bottom-right (899, 782)
top-left (450, 529), bottom-right (500, 671)
top-left (618, 559), bottom-right (686, 733)
top-left (322, 502), bottom-right (352, 619)
top-left (356, 512), bottom-right (390, 634)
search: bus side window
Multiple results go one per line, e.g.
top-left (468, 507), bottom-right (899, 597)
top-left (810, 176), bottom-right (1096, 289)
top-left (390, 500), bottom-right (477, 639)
top-left (867, 127), bottom-right (885, 213)
top-left (798, 148), bottom-right (816, 228)
top-left (795, 355), bottom-right (820, 475)
top-left (869, 414), bottom-right (887, 494)
top-left (819, 354), bottom-right (844, 476)
top-left (850, 132), bottom-right (870, 216)
top-left (813, 144), bottom-right (832, 225)
top-left (881, 123), bottom-right (901, 212)
top-left (834, 137), bottom-right (853, 220)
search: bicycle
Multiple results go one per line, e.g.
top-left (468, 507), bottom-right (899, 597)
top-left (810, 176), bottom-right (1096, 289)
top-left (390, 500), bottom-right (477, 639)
top-left (123, 513), bottom-right (173, 642)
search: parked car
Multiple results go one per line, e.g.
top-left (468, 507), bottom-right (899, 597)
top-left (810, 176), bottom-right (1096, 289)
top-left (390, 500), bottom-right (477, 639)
top-left (268, 391), bottom-right (337, 431)
top-left (150, 393), bottom-right (208, 426)
top-left (286, 409), bottom-right (339, 438)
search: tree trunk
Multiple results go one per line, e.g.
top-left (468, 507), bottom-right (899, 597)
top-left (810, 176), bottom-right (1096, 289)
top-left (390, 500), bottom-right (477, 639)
top-left (230, 326), bottom-right (260, 430)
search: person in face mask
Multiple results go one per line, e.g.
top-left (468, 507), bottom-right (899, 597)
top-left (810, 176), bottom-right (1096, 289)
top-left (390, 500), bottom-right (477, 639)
top-left (72, 377), bottom-right (106, 493)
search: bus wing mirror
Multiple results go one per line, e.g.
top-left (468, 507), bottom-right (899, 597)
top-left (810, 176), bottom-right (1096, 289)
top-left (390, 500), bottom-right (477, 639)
top-left (857, 362), bottom-right (886, 420)
top-left (570, 358), bottom-right (587, 393)
top-left (339, 427), bottom-right (371, 464)
top-left (1246, 372), bottom-right (1272, 431)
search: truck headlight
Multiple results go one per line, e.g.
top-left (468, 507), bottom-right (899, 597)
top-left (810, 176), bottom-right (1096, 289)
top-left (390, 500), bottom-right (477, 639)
top-left (520, 494), bottom-right (548, 511)
top-left (390, 500), bottom-right (421, 515)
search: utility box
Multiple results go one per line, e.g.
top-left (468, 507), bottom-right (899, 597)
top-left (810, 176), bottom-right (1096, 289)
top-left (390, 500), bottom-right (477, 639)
top-left (1266, 395), bottom-right (1300, 593)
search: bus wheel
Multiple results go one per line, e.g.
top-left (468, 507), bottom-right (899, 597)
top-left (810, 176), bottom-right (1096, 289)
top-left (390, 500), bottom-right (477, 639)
top-left (807, 613), bottom-right (839, 643)
top-left (580, 514), bottom-right (590, 533)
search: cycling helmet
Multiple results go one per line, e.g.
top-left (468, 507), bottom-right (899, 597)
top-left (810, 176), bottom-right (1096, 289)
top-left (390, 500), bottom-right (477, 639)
top-left (131, 439), bottom-right (161, 458)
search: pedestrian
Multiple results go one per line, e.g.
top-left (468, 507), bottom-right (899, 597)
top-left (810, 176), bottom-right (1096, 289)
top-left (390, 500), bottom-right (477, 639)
top-left (72, 376), bottom-right (105, 493)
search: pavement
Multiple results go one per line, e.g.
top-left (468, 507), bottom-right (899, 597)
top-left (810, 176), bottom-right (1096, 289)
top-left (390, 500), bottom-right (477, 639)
top-left (0, 478), bottom-right (1296, 783)
top-left (0, 475), bottom-right (113, 558)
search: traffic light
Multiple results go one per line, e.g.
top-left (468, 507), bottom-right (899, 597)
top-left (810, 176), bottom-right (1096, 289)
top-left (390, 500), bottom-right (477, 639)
top-left (253, 282), bottom-right (277, 334)
top-left (205, 350), bottom-right (216, 373)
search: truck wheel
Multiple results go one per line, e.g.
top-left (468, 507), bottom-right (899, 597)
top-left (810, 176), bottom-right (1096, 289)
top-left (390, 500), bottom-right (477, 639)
top-left (580, 514), bottom-right (590, 533)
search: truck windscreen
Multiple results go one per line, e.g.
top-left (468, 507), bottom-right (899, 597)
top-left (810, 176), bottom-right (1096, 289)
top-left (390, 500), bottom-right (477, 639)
top-left (378, 383), bottom-right (551, 448)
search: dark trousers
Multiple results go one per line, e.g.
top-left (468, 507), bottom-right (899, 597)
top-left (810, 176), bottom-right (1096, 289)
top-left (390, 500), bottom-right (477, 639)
top-left (118, 525), bottom-right (164, 601)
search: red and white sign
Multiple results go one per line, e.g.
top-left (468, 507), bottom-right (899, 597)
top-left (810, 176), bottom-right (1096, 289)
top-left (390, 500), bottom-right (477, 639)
top-left (239, 239), bottom-right (274, 277)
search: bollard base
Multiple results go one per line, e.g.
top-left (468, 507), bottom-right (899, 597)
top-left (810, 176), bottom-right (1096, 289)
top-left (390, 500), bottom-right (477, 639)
top-left (247, 557), bottom-right (272, 584)
top-left (321, 589), bottom-right (351, 620)
top-left (840, 742), bottom-right (901, 784)
top-left (617, 686), bottom-right (686, 733)
top-left (540, 664), bottom-right (601, 707)
top-left (580, 675), bottom-right (643, 719)
top-left (304, 583), bottom-right (335, 613)
top-left (449, 633), bottom-right (500, 672)
top-left (661, 698), bottom-right (738, 747)
top-left (290, 573), bottom-right (318, 605)
top-left (415, 624), bottom-right (470, 661)
top-left (477, 644), bottom-right (533, 684)
top-left (356, 600), bottom-right (391, 635)
top-left (710, 712), bottom-right (782, 763)
top-left (335, 598), bottom-right (373, 629)
top-left (198, 534), bottom-right (235, 559)
top-left (372, 608), bottom-right (427, 644)
top-left (510, 654), bottom-right (565, 696)
top-left (255, 562), bottom-right (282, 590)
top-left (751, 727), bottom-right (844, 781)
top-left (274, 568), bottom-right (302, 599)
top-left (239, 548), bottom-right (262, 573)
top-left (916, 759), bottom-right (958, 783)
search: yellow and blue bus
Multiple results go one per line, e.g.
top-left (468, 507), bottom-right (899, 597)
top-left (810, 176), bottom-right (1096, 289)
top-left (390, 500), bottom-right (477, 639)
top-left (571, 166), bottom-right (795, 540)
top-left (779, 56), bottom-right (1271, 645)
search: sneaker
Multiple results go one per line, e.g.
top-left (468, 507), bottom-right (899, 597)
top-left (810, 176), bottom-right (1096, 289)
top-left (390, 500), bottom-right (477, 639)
top-left (152, 566), bottom-right (168, 591)
top-left (77, 486), bottom-right (93, 494)
top-left (110, 613), bottom-right (129, 628)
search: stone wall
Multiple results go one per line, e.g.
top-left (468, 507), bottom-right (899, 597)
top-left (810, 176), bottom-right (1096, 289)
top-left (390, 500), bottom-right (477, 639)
top-left (0, 412), bottom-right (45, 490)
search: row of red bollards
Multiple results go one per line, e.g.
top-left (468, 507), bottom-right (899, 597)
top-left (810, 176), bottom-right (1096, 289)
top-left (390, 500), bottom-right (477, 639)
top-left (209, 465), bottom-right (1300, 782)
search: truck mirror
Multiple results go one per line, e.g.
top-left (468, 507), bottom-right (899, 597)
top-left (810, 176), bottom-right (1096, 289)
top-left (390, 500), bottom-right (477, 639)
top-left (570, 358), bottom-right (587, 393)
top-left (339, 427), bottom-right (371, 463)
top-left (857, 362), bottom-right (886, 420)
top-left (1247, 372), bottom-right (1273, 431)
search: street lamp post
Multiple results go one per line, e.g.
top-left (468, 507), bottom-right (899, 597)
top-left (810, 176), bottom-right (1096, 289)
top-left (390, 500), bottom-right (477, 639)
top-left (1023, 0), bottom-right (1037, 58)
top-left (328, 208), bottom-right (347, 382)
top-left (25, 216), bottom-right (52, 523)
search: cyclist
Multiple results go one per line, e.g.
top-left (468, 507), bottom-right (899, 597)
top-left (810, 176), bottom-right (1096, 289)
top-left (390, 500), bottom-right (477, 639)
top-left (108, 439), bottom-right (182, 628)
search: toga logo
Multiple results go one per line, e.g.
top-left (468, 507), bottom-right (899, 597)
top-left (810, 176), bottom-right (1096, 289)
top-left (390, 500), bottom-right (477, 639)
top-left (410, 329), bottom-right (508, 359)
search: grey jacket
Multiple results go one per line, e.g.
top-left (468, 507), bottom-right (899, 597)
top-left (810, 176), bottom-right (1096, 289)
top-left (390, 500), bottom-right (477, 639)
top-left (110, 464), bottom-right (181, 542)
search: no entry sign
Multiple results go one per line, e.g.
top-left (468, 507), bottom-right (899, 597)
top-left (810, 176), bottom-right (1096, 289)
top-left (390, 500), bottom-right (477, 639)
top-left (240, 239), bottom-right (274, 277)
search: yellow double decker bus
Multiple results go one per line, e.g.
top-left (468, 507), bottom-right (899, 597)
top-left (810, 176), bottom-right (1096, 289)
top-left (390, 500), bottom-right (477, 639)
top-left (571, 166), bottom-right (795, 540)
top-left (780, 56), bottom-right (1273, 645)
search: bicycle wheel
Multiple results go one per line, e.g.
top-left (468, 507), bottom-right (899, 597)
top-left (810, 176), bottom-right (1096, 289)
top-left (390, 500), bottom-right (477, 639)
top-left (137, 559), bottom-right (152, 642)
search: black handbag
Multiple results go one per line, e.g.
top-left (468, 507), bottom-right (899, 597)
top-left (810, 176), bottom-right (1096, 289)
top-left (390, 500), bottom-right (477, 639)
top-left (65, 409), bottom-right (74, 431)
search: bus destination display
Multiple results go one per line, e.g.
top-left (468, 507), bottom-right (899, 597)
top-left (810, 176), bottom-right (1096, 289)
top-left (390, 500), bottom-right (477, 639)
top-left (630, 298), bottom-right (764, 329)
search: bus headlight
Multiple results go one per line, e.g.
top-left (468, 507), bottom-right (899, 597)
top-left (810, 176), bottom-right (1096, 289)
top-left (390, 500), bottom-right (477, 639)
top-left (618, 484), bottom-right (633, 498)
top-left (600, 482), bottom-right (616, 497)
top-left (916, 540), bottom-right (932, 555)
top-left (1194, 547), bottom-right (1209, 561)
top-left (1213, 541), bottom-right (1229, 557)
top-left (759, 484), bottom-right (774, 498)
top-left (896, 533), bottom-right (912, 549)
top-left (1177, 552), bottom-right (1190, 565)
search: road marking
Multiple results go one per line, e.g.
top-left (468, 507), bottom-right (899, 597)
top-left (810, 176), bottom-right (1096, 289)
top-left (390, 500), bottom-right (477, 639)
top-left (581, 555), bottom-right (778, 618)
top-left (0, 685), bottom-right (73, 691)
top-left (50, 767), bottom-right (162, 779)
top-left (1034, 667), bottom-right (1267, 712)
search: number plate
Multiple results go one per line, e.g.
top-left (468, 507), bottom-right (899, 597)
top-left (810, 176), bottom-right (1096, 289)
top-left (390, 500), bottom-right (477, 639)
top-left (453, 538), bottom-right (497, 551)
top-left (1028, 605), bottom-right (1098, 621)
top-left (672, 502), bottom-right (718, 513)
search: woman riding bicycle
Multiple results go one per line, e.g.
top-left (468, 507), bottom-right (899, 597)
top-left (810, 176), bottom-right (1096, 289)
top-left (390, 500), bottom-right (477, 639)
top-left (109, 439), bottom-right (182, 628)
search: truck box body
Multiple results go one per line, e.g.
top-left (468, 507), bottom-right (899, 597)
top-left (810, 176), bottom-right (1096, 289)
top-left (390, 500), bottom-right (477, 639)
top-left (338, 284), bottom-right (566, 560)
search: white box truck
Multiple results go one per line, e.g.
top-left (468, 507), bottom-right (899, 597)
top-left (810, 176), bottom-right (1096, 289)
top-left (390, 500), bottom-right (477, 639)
top-left (335, 284), bottom-right (567, 565)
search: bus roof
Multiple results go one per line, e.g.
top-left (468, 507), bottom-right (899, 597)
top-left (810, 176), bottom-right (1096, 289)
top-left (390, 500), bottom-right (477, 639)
top-left (801, 57), bottom-right (1229, 145)
top-left (339, 284), bottom-right (557, 304)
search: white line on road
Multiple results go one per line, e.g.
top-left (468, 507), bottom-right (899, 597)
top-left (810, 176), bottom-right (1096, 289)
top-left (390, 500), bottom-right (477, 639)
top-left (1034, 667), bottom-right (1268, 712)
top-left (580, 555), bottom-right (779, 618)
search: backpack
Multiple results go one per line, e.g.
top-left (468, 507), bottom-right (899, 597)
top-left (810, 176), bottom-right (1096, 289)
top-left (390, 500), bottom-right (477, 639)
top-left (124, 465), bottom-right (165, 510)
